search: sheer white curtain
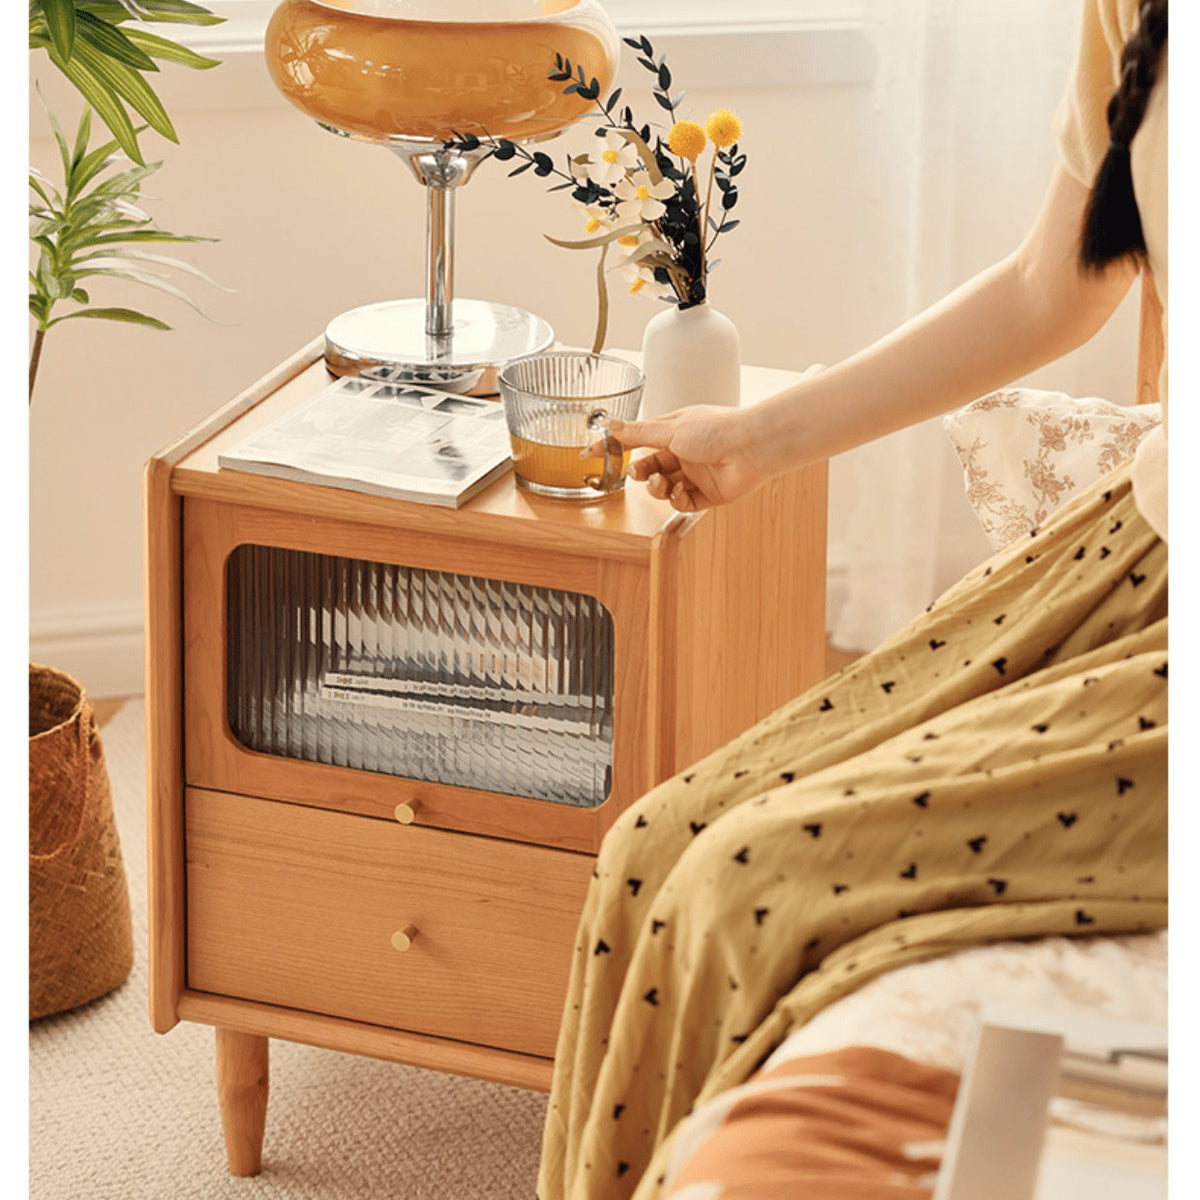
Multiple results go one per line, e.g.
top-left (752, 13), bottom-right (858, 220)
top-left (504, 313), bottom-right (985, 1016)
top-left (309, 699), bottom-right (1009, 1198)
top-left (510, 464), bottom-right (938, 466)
top-left (826, 0), bottom-right (1086, 652)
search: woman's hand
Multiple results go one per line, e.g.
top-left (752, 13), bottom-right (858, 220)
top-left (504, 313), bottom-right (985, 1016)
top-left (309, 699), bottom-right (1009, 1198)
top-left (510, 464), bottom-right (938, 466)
top-left (601, 406), bottom-right (767, 512)
top-left (595, 168), bottom-right (1139, 512)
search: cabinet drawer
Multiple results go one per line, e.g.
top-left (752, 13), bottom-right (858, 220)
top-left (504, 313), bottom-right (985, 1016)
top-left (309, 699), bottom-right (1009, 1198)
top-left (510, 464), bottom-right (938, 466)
top-left (185, 788), bottom-right (594, 1059)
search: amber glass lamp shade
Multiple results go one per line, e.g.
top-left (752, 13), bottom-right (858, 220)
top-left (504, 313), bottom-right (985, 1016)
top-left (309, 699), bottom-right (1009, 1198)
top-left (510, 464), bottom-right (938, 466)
top-left (265, 0), bottom-right (618, 145)
top-left (263, 0), bottom-right (620, 392)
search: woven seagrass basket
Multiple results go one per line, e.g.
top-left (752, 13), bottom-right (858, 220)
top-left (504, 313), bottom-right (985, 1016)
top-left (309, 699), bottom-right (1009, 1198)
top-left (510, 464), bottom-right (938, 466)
top-left (29, 664), bottom-right (133, 1020)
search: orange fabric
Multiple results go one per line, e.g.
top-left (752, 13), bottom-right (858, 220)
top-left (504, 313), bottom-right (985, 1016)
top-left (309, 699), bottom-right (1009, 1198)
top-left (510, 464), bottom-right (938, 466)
top-left (662, 1047), bottom-right (958, 1200)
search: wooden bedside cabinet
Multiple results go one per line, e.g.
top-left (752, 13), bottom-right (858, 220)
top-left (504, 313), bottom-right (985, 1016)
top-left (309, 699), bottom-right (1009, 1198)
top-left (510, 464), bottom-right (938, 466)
top-left (144, 339), bottom-right (828, 1175)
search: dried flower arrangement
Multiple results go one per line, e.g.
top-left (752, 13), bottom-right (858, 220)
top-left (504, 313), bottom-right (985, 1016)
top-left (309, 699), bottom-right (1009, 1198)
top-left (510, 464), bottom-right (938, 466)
top-left (446, 34), bottom-right (745, 351)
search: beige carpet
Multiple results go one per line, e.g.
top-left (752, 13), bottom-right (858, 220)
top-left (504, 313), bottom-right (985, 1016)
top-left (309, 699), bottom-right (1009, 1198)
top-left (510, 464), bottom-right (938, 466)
top-left (29, 700), bottom-right (547, 1199)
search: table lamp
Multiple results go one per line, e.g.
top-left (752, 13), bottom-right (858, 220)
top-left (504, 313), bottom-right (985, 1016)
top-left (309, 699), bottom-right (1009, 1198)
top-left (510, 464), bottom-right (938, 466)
top-left (265, 0), bottom-right (620, 393)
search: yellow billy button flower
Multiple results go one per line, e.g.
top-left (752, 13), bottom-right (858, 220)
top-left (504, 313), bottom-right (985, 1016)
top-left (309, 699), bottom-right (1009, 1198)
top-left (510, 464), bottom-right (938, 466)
top-left (704, 108), bottom-right (742, 149)
top-left (618, 233), bottom-right (640, 247)
top-left (667, 120), bottom-right (707, 161)
top-left (586, 217), bottom-right (604, 234)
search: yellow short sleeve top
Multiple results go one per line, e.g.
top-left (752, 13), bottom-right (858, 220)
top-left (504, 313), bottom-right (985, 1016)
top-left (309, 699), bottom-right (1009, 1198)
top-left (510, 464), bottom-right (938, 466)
top-left (1054, 0), bottom-right (1168, 541)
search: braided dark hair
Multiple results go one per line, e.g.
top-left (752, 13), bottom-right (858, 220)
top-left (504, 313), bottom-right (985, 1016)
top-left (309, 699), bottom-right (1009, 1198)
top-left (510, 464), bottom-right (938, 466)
top-left (1079, 0), bottom-right (1168, 271)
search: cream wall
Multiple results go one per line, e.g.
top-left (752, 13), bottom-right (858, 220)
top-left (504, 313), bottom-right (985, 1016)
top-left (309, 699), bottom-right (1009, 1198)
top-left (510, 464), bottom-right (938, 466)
top-left (27, 25), bottom-right (1137, 697)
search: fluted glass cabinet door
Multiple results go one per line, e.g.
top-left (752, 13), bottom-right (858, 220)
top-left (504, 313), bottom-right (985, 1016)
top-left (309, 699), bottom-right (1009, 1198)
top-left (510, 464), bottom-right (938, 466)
top-left (226, 544), bottom-right (615, 806)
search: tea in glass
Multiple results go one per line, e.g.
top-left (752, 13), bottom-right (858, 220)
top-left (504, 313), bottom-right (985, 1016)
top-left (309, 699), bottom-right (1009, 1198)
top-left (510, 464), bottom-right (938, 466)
top-left (499, 353), bottom-right (644, 500)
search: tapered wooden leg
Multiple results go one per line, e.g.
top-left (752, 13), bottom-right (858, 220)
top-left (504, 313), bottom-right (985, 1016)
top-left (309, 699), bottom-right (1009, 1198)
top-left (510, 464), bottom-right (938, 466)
top-left (215, 1028), bottom-right (269, 1176)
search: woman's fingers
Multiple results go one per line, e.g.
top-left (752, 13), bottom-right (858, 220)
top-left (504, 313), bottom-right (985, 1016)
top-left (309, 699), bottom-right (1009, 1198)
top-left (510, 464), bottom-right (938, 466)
top-left (645, 472), bottom-right (672, 500)
top-left (646, 472), bottom-right (705, 511)
top-left (628, 450), bottom-right (680, 481)
top-left (669, 480), bottom-right (712, 513)
top-left (605, 416), bottom-right (679, 451)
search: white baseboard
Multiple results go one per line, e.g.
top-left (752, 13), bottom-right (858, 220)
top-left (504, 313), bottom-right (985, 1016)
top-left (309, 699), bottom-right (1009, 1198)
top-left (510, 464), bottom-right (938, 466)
top-left (29, 605), bottom-right (146, 701)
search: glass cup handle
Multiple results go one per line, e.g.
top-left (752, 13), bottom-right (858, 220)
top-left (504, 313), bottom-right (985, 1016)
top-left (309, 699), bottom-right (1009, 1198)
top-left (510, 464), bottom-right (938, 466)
top-left (584, 408), bottom-right (620, 491)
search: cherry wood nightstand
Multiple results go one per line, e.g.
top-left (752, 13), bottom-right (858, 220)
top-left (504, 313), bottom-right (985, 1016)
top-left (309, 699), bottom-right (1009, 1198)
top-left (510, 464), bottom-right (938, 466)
top-left (144, 338), bottom-right (827, 1175)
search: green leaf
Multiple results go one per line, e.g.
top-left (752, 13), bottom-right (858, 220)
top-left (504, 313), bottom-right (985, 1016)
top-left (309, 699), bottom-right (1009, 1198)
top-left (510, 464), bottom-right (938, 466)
top-left (46, 306), bottom-right (173, 330)
top-left (36, 251), bottom-right (70, 300)
top-left (123, 27), bottom-right (220, 69)
top-left (88, 162), bottom-right (162, 198)
top-left (76, 10), bottom-right (159, 72)
top-left (29, 294), bottom-right (52, 326)
top-left (28, 172), bottom-right (58, 209)
top-left (41, 0), bottom-right (77, 61)
top-left (69, 34), bottom-right (179, 143)
top-left (85, 228), bottom-right (216, 246)
top-left (47, 43), bottom-right (145, 164)
top-left (68, 263), bottom-right (220, 318)
top-left (109, 1), bottom-right (224, 27)
top-left (69, 140), bottom-right (128, 198)
top-left (76, 247), bottom-right (233, 291)
top-left (30, 233), bottom-right (61, 256)
top-left (72, 1), bottom-right (147, 23)
top-left (70, 105), bottom-right (95, 172)
top-left (38, 93), bottom-right (75, 178)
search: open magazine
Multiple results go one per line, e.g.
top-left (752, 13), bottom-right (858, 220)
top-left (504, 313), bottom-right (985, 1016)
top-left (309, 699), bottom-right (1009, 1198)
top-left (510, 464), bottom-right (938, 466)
top-left (218, 375), bottom-right (513, 507)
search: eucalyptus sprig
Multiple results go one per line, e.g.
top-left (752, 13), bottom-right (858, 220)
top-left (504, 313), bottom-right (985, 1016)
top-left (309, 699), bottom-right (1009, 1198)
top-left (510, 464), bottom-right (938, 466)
top-left (29, 0), bottom-right (223, 166)
top-left (29, 103), bottom-right (227, 398)
top-left (445, 34), bottom-right (746, 352)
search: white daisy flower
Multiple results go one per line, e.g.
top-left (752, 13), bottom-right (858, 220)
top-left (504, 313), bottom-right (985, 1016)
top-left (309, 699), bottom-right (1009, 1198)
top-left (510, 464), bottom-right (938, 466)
top-left (614, 174), bottom-right (674, 223)
top-left (585, 131), bottom-right (639, 186)
top-left (582, 213), bottom-right (616, 237)
top-left (617, 259), bottom-right (672, 299)
top-left (571, 193), bottom-right (616, 226)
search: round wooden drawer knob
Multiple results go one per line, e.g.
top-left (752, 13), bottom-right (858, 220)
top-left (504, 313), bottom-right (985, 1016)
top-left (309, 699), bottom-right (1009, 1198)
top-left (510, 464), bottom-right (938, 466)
top-left (393, 801), bottom-right (420, 825)
top-left (390, 924), bottom-right (418, 953)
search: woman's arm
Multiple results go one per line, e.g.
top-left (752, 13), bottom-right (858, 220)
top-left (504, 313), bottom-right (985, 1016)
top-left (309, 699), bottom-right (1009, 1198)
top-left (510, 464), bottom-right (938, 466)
top-left (610, 164), bottom-right (1138, 512)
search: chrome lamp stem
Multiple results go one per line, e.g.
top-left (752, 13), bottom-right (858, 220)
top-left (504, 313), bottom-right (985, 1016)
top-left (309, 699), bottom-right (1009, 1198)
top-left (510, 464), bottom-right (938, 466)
top-left (400, 145), bottom-right (480, 345)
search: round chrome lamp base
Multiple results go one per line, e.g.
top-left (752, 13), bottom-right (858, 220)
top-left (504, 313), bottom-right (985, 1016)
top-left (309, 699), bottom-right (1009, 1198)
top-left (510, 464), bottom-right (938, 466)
top-left (324, 298), bottom-right (554, 396)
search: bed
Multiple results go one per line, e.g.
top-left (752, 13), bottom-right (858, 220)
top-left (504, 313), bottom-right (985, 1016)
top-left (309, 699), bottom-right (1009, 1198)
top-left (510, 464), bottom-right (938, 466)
top-left (656, 273), bottom-right (1168, 1200)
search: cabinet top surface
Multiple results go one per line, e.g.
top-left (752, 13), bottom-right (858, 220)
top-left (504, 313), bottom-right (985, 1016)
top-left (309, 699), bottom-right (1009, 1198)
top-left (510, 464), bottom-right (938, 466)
top-left (156, 339), bottom-right (806, 550)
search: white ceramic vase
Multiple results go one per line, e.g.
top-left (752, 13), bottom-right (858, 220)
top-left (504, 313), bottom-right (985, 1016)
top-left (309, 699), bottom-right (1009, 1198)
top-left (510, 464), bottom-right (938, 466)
top-left (639, 300), bottom-right (741, 419)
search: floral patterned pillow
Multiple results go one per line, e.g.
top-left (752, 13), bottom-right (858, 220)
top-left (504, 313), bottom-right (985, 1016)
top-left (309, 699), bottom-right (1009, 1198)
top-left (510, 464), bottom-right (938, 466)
top-left (943, 388), bottom-right (1163, 551)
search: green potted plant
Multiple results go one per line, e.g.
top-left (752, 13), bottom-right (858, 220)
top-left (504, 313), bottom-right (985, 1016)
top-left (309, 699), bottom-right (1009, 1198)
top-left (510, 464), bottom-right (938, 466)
top-left (28, 0), bottom-right (224, 1020)
top-left (28, 0), bottom-right (226, 398)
